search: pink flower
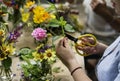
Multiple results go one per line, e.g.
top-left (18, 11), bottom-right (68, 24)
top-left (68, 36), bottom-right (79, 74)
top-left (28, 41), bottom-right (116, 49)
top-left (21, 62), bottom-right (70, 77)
top-left (31, 28), bottom-right (47, 41)
top-left (0, 0), bottom-right (2, 2)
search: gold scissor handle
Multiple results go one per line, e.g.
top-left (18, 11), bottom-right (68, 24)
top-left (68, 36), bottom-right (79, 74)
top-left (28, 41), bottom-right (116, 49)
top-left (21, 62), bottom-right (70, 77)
top-left (75, 34), bottom-right (97, 56)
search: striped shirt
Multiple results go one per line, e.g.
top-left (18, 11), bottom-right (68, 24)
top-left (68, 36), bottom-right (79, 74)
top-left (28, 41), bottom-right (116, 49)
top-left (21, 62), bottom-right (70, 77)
top-left (96, 36), bottom-right (120, 81)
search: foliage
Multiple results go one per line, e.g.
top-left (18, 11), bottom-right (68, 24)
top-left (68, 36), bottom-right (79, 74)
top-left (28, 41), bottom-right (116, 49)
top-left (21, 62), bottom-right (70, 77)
top-left (18, 1), bottom-right (79, 80)
top-left (20, 0), bottom-right (75, 36)
top-left (19, 46), bottom-right (56, 81)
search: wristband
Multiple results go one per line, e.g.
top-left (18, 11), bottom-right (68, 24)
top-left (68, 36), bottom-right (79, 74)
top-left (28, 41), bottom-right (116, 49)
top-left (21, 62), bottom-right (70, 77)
top-left (71, 67), bottom-right (82, 75)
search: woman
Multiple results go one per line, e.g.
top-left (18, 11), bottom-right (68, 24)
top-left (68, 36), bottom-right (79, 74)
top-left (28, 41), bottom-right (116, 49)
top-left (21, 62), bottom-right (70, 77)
top-left (83, 0), bottom-right (117, 37)
top-left (56, 0), bottom-right (120, 81)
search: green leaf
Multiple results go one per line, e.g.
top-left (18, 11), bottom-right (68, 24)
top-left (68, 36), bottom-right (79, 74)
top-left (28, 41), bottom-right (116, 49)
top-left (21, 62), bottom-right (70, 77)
top-left (19, 47), bottom-right (32, 55)
top-left (52, 36), bottom-right (61, 42)
top-left (21, 56), bottom-right (31, 65)
top-left (46, 2), bottom-right (56, 12)
top-left (2, 57), bottom-right (12, 69)
top-left (47, 19), bottom-right (60, 28)
top-left (49, 23), bottom-right (60, 27)
top-left (59, 17), bottom-right (66, 26)
top-left (64, 24), bottom-right (75, 32)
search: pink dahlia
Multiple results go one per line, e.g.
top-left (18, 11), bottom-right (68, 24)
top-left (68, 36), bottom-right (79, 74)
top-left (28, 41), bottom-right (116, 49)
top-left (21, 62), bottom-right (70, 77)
top-left (0, 0), bottom-right (2, 2)
top-left (31, 28), bottom-right (47, 41)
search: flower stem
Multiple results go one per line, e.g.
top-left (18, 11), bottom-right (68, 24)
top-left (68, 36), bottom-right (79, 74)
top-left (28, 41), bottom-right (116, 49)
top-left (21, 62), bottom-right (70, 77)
top-left (61, 25), bottom-right (65, 36)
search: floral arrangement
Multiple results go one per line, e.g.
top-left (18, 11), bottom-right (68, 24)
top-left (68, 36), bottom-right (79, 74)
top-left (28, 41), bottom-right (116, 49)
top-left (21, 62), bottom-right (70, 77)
top-left (17, 0), bottom-right (77, 81)
top-left (0, 0), bottom-right (83, 81)
top-left (0, 22), bottom-right (22, 80)
top-left (19, 44), bottom-right (56, 81)
top-left (20, 0), bottom-right (75, 36)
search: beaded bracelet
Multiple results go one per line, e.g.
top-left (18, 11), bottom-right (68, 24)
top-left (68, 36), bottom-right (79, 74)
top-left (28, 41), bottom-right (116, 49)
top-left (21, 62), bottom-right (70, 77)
top-left (71, 67), bottom-right (82, 75)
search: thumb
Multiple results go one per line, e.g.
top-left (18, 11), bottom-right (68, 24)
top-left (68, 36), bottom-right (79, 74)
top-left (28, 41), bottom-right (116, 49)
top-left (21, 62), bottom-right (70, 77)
top-left (102, 0), bottom-right (106, 5)
top-left (90, 0), bottom-right (99, 9)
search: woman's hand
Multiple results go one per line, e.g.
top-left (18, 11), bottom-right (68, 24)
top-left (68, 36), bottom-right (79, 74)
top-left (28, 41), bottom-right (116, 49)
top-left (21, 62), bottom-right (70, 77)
top-left (56, 37), bottom-right (93, 81)
top-left (90, 0), bottom-right (106, 10)
top-left (56, 37), bottom-right (76, 67)
top-left (76, 37), bottom-right (108, 55)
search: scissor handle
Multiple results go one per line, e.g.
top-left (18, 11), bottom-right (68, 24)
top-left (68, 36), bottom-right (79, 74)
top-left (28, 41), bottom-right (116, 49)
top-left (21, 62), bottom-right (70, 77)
top-left (75, 34), bottom-right (97, 56)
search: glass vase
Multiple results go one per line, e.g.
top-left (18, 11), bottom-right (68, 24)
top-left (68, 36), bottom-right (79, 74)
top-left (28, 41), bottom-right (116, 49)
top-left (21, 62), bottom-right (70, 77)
top-left (0, 64), bottom-right (13, 81)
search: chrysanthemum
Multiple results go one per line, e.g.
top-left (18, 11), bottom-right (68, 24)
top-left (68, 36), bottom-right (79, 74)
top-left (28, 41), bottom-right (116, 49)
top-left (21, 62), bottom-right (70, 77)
top-left (33, 6), bottom-right (45, 14)
top-left (33, 6), bottom-right (50, 24)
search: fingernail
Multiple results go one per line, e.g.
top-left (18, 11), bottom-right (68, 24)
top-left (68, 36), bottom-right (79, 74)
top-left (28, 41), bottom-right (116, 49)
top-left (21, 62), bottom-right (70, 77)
top-left (66, 37), bottom-right (68, 40)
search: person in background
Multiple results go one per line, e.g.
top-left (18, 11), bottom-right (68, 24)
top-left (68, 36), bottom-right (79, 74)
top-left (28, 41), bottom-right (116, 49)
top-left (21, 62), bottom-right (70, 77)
top-left (83, 0), bottom-right (119, 45)
top-left (55, 0), bottom-right (74, 3)
top-left (56, 0), bottom-right (120, 81)
top-left (82, 0), bottom-right (120, 80)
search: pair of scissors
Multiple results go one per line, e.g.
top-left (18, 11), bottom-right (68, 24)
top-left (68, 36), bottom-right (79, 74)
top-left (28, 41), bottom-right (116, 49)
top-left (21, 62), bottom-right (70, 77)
top-left (65, 33), bottom-right (97, 56)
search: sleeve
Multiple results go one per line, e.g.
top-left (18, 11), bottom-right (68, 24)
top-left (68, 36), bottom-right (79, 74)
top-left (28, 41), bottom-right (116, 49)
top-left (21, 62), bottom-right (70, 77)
top-left (114, 61), bottom-right (120, 81)
top-left (93, 3), bottom-right (120, 32)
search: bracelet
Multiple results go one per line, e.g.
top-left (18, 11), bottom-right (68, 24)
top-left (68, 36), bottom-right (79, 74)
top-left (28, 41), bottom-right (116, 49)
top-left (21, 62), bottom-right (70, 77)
top-left (71, 67), bottom-right (82, 75)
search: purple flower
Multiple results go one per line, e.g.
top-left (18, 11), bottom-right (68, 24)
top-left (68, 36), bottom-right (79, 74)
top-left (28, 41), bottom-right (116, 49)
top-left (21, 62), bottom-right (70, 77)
top-left (31, 28), bottom-right (47, 41)
top-left (11, 0), bottom-right (16, 5)
top-left (7, 24), bottom-right (23, 43)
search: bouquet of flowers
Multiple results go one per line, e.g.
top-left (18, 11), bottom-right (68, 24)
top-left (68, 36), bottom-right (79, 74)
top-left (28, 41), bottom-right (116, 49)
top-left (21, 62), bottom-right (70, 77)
top-left (20, 0), bottom-right (75, 36)
top-left (0, 22), bottom-right (22, 80)
top-left (19, 44), bottom-right (56, 81)
top-left (17, 0), bottom-right (76, 81)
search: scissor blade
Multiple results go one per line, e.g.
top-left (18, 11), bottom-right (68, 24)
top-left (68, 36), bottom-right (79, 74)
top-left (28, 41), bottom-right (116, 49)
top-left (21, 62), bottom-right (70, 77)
top-left (65, 33), bottom-right (78, 42)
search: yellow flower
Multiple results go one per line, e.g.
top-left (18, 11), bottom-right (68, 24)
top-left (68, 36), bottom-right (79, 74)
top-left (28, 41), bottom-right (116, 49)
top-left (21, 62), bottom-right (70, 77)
top-left (33, 14), bottom-right (43, 23)
top-left (22, 12), bottom-right (30, 22)
top-left (1, 44), bottom-right (15, 56)
top-left (32, 52), bottom-right (40, 60)
top-left (33, 6), bottom-right (50, 24)
top-left (0, 52), bottom-right (6, 61)
top-left (46, 80), bottom-right (49, 81)
top-left (20, 8), bottom-right (24, 13)
top-left (50, 14), bottom-right (56, 19)
top-left (33, 12), bottom-right (50, 24)
top-left (44, 49), bottom-right (56, 61)
top-left (25, 1), bottom-right (35, 8)
top-left (0, 45), bottom-right (7, 60)
top-left (33, 6), bottom-right (45, 14)
top-left (36, 44), bottom-right (44, 50)
top-left (0, 29), bottom-right (5, 36)
top-left (32, 52), bottom-right (46, 61)
top-left (6, 44), bottom-right (15, 56)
